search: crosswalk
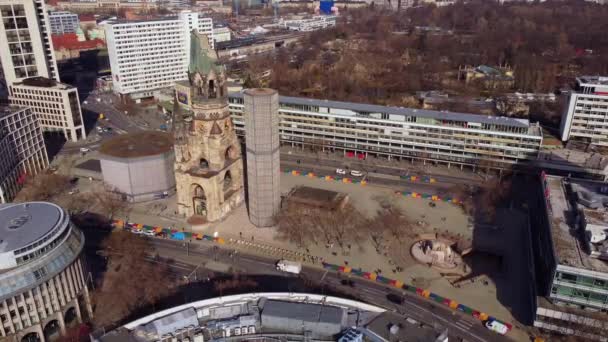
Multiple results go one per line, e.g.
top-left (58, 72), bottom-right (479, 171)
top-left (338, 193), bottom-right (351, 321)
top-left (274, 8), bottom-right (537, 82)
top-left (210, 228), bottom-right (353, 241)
top-left (453, 318), bottom-right (476, 331)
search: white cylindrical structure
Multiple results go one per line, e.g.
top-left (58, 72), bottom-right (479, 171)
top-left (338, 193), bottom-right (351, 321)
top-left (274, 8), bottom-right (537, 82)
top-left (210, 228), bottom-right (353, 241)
top-left (244, 88), bottom-right (281, 227)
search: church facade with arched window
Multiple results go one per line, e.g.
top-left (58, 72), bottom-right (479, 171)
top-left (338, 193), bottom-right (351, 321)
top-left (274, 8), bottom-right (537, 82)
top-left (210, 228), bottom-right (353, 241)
top-left (173, 31), bottom-right (244, 222)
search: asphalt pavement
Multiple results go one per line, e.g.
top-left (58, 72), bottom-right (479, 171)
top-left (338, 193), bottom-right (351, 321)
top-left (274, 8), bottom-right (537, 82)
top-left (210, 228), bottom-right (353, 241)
top-left (144, 237), bottom-right (511, 342)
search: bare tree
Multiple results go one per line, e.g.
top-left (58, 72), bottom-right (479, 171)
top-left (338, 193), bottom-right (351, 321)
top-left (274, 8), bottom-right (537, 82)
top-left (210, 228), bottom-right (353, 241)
top-left (62, 193), bottom-right (96, 215)
top-left (368, 201), bottom-right (417, 243)
top-left (93, 231), bottom-right (173, 327)
top-left (274, 202), bottom-right (366, 249)
top-left (275, 204), bottom-right (314, 247)
top-left (15, 173), bottom-right (70, 202)
top-left (95, 191), bottom-right (129, 220)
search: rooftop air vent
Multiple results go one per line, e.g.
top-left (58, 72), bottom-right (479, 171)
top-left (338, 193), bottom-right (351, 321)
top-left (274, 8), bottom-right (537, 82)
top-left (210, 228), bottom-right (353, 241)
top-left (7, 214), bottom-right (31, 230)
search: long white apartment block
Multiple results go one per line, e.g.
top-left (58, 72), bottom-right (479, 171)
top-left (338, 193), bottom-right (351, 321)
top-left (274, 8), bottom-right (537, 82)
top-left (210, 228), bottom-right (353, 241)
top-left (0, 0), bottom-right (59, 89)
top-left (0, 106), bottom-right (48, 202)
top-left (560, 76), bottom-right (608, 146)
top-left (105, 11), bottom-right (213, 100)
top-left (229, 93), bottom-right (543, 167)
top-left (9, 77), bottom-right (86, 142)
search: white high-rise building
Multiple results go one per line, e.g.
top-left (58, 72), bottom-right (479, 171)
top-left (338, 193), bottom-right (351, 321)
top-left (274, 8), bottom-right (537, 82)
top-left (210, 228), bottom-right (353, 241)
top-left (0, 0), bottom-right (59, 88)
top-left (560, 76), bottom-right (608, 146)
top-left (105, 11), bottom-right (213, 100)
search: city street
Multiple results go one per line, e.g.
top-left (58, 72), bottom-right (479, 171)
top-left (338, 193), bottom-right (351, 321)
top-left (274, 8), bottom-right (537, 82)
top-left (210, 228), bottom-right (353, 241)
top-left (142, 237), bottom-right (511, 342)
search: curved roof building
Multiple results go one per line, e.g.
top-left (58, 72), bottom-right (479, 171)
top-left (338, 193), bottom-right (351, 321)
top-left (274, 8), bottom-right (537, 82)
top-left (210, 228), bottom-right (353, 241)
top-left (0, 202), bottom-right (92, 342)
top-left (93, 293), bottom-right (449, 342)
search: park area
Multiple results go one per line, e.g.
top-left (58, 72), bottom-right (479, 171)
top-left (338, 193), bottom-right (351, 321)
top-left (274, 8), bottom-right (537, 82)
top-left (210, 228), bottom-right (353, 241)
top-left (204, 173), bottom-right (527, 335)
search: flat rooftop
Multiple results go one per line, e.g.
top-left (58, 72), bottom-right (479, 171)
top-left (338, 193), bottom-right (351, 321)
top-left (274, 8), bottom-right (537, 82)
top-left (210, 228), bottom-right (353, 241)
top-left (365, 312), bottom-right (443, 342)
top-left (13, 77), bottom-right (74, 90)
top-left (261, 299), bottom-right (343, 324)
top-left (107, 16), bottom-right (180, 25)
top-left (578, 76), bottom-right (608, 86)
top-left (545, 176), bottom-right (608, 273)
top-left (0, 202), bottom-right (63, 254)
top-left (229, 92), bottom-right (538, 131)
top-left (99, 131), bottom-right (174, 159)
top-left (286, 186), bottom-right (348, 210)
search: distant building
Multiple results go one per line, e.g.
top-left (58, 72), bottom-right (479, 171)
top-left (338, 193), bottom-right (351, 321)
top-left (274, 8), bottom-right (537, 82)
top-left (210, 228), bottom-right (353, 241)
top-left (48, 11), bottom-right (79, 34)
top-left (9, 77), bottom-right (86, 142)
top-left (281, 15), bottom-right (336, 31)
top-left (0, 106), bottom-right (48, 202)
top-left (560, 76), bottom-right (608, 146)
top-left (51, 33), bottom-right (105, 61)
top-left (535, 174), bottom-right (608, 340)
top-left (213, 25), bottom-right (231, 43)
top-left (78, 13), bottom-right (96, 28)
top-left (105, 11), bottom-right (214, 101)
top-left (458, 65), bottom-right (515, 90)
top-left (99, 131), bottom-right (176, 202)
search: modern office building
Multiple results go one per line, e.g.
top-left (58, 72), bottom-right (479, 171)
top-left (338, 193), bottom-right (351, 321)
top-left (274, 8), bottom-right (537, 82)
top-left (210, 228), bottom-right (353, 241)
top-left (105, 11), bottom-right (214, 100)
top-left (534, 174), bottom-right (608, 340)
top-left (0, 106), bottom-right (48, 203)
top-left (228, 93), bottom-right (544, 168)
top-left (48, 11), bottom-right (79, 35)
top-left (0, 202), bottom-right (92, 342)
top-left (92, 293), bottom-right (447, 342)
top-left (244, 88), bottom-right (281, 227)
top-left (560, 76), bottom-right (608, 146)
top-left (9, 77), bottom-right (86, 142)
top-left (0, 0), bottom-right (59, 90)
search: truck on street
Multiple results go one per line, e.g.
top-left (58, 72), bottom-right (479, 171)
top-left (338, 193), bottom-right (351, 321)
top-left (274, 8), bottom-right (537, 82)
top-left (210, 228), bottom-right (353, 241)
top-left (276, 259), bottom-right (301, 274)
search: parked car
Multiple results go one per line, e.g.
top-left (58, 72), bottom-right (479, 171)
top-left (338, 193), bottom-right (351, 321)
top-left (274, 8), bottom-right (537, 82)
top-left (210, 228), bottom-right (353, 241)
top-left (386, 293), bottom-right (403, 304)
top-left (336, 168), bottom-right (347, 175)
top-left (350, 170), bottom-right (363, 177)
top-left (80, 147), bottom-right (90, 153)
top-left (340, 279), bottom-right (355, 287)
top-left (131, 229), bottom-right (143, 234)
top-left (143, 230), bottom-right (155, 237)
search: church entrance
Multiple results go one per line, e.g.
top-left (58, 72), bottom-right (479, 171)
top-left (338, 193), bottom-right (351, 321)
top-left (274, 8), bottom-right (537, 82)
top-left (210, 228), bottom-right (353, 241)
top-left (192, 185), bottom-right (207, 217)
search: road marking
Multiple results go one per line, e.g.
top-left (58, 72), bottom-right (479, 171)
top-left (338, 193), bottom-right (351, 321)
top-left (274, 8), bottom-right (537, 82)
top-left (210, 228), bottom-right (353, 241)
top-left (240, 257), bottom-right (272, 266)
top-left (432, 314), bottom-right (485, 342)
top-left (320, 270), bottom-right (329, 282)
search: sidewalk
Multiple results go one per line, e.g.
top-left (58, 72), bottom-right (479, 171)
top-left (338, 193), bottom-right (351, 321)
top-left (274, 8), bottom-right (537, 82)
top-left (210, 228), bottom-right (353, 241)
top-left (280, 146), bottom-right (485, 182)
top-left (120, 174), bottom-right (520, 331)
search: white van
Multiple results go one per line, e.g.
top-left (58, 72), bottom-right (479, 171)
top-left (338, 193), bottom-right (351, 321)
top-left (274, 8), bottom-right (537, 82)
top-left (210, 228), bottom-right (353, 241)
top-left (485, 320), bottom-right (508, 335)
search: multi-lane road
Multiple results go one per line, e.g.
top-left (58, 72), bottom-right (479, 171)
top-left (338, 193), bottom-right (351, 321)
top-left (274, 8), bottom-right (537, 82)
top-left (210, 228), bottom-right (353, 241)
top-left (142, 237), bottom-right (510, 342)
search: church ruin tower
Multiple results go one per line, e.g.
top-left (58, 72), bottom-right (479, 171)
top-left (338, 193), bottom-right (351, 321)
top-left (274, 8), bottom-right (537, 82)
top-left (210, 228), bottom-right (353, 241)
top-left (173, 31), bottom-right (244, 222)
